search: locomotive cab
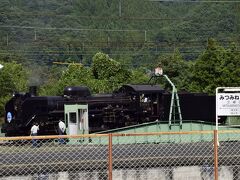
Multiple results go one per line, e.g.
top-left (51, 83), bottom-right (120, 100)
top-left (116, 84), bottom-right (165, 123)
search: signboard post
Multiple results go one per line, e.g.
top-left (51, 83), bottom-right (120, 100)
top-left (215, 87), bottom-right (240, 180)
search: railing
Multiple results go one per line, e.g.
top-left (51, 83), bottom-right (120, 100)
top-left (0, 130), bottom-right (239, 180)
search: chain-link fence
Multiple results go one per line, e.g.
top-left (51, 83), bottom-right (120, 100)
top-left (0, 130), bottom-right (239, 180)
top-left (218, 130), bottom-right (240, 180)
top-left (0, 134), bottom-right (109, 180)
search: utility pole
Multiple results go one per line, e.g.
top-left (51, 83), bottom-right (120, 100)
top-left (144, 30), bottom-right (147, 42)
top-left (119, 0), bottom-right (122, 17)
top-left (6, 33), bottom-right (8, 46)
top-left (34, 30), bottom-right (37, 41)
top-left (107, 36), bottom-right (110, 47)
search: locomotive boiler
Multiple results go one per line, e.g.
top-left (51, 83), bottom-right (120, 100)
top-left (2, 84), bottom-right (219, 137)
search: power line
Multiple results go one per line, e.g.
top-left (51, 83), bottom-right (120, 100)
top-left (1, 39), bottom-right (240, 49)
top-left (1, 12), bottom-right (185, 21)
top-left (149, 0), bottom-right (240, 2)
top-left (0, 25), bottom-right (146, 33)
top-left (0, 48), bottom-right (205, 54)
top-left (0, 41), bottom-right (214, 50)
top-left (0, 25), bottom-right (236, 35)
top-left (0, 50), bottom-right (203, 56)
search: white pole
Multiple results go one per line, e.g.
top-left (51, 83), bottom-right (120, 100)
top-left (216, 87), bottom-right (219, 130)
top-left (215, 87), bottom-right (220, 147)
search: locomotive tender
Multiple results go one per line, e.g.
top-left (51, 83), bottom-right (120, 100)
top-left (2, 84), bottom-right (218, 137)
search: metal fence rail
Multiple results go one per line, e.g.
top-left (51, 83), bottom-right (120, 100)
top-left (0, 130), bottom-right (239, 180)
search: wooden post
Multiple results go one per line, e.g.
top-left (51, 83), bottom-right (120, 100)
top-left (214, 130), bottom-right (218, 180)
top-left (108, 133), bottom-right (113, 180)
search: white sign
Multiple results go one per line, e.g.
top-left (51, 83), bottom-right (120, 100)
top-left (217, 93), bottom-right (240, 116)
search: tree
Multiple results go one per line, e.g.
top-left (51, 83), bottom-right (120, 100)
top-left (222, 43), bottom-right (240, 87)
top-left (188, 39), bottom-right (240, 94)
top-left (0, 61), bottom-right (28, 116)
top-left (38, 65), bottom-right (66, 96)
top-left (91, 52), bottom-right (132, 92)
top-left (54, 63), bottom-right (93, 95)
top-left (40, 52), bottom-right (134, 95)
top-left (155, 49), bottom-right (191, 91)
top-left (130, 67), bottom-right (150, 84)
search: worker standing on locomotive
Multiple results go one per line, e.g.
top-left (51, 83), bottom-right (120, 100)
top-left (30, 122), bottom-right (39, 147)
top-left (58, 120), bottom-right (66, 144)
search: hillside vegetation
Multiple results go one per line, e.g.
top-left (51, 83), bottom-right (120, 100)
top-left (0, 0), bottom-right (239, 117)
top-left (0, 0), bottom-right (239, 65)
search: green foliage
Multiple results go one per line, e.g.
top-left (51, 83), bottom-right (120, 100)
top-left (92, 52), bottom-right (132, 92)
top-left (56, 63), bottom-right (93, 95)
top-left (0, 61), bottom-right (28, 95)
top-left (155, 50), bottom-right (191, 91)
top-left (37, 40), bottom-right (240, 97)
top-left (92, 52), bottom-right (119, 79)
top-left (188, 39), bottom-right (240, 94)
top-left (0, 61), bottom-right (28, 116)
top-left (38, 65), bottom-right (66, 96)
top-left (39, 52), bottom-right (135, 95)
top-left (130, 67), bottom-right (150, 84)
top-left (0, 0), bottom-right (238, 67)
top-left (223, 43), bottom-right (240, 87)
top-left (0, 1), bottom-right (239, 101)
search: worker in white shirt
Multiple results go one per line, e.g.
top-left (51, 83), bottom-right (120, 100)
top-left (30, 122), bottom-right (39, 147)
top-left (58, 120), bottom-right (66, 144)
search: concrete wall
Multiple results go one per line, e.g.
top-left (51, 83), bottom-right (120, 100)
top-left (0, 166), bottom-right (236, 180)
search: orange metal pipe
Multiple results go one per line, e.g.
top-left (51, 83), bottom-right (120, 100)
top-left (0, 133), bottom-right (109, 141)
top-left (111, 130), bottom-right (214, 137)
top-left (108, 133), bottom-right (113, 180)
top-left (1, 129), bottom-right (238, 141)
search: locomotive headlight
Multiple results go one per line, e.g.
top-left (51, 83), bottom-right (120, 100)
top-left (7, 112), bottom-right (12, 123)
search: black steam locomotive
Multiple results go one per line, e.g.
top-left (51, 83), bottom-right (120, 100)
top-left (2, 84), bottom-right (219, 137)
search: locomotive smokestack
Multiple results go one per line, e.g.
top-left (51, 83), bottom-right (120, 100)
top-left (29, 86), bottom-right (37, 96)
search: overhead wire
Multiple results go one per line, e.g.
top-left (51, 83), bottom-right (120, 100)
top-left (0, 12), bottom-right (185, 21)
top-left (149, 0), bottom-right (240, 2)
top-left (0, 39), bottom-right (237, 51)
top-left (0, 24), bottom-right (236, 34)
top-left (0, 25), bottom-right (146, 32)
top-left (0, 0), bottom-right (238, 67)
top-left (0, 50), bottom-right (203, 56)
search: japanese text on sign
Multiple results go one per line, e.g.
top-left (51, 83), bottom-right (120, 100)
top-left (217, 93), bottom-right (240, 116)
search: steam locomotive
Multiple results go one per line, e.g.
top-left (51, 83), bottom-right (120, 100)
top-left (2, 84), bottom-right (219, 137)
